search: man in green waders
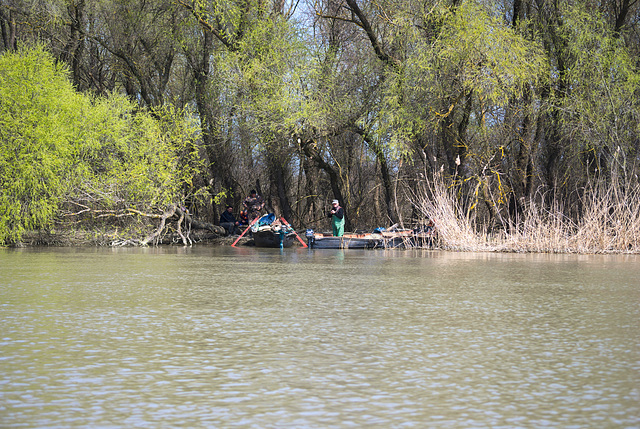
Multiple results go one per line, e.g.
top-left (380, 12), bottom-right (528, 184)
top-left (328, 199), bottom-right (345, 237)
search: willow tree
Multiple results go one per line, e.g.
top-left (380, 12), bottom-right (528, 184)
top-left (314, 0), bottom-right (547, 227)
top-left (297, 0), bottom-right (402, 229)
top-left (229, 8), bottom-right (305, 222)
top-left (175, 0), bottom-right (308, 223)
top-left (0, 0), bottom-right (186, 103)
top-left (541, 3), bottom-right (640, 191)
top-left (0, 46), bottom-right (76, 244)
top-left (80, 0), bottom-right (182, 107)
top-left (0, 46), bottom-right (199, 245)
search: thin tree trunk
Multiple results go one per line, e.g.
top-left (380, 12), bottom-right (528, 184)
top-left (299, 137), bottom-right (351, 231)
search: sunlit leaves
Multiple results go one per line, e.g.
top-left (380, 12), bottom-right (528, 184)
top-left (0, 46), bottom-right (198, 245)
top-left (0, 46), bottom-right (78, 243)
top-left (555, 3), bottom-right (640, 161)
top-left (376, 1), bottom-right (546, 158)
top-left (434, 2), bottom-right (546, 105)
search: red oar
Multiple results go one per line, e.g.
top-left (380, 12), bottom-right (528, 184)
top-left (280, 216), bottom-right (308, 248)
top-left (231, 216), bottom-right (260, 247)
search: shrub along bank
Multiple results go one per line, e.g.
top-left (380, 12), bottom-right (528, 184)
top-left (0, 46), bottom-right (202, 246)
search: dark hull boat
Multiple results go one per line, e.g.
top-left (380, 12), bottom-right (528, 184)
top-left (253, 228), bottom-right (296, 248)
top-left (233, 213), bottom-right (307, 248)
top-left (250, 213), bottom-right (301, 248)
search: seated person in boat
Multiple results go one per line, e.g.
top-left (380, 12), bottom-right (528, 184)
top-left (425, 219), bottom-right (435, 234)
top-left (219, 205), bottom-right (240, 235)
top-left (328, 199), bottom-right (345, 237)
top-left (421, 219), bottom-right (437, 247)
top-left (238, 209), bottom-right (249, 226)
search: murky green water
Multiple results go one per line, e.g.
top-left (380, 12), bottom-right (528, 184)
top-left (1, 247), bottom-right (639, 428)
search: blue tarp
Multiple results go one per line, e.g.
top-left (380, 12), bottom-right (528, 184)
top-left (258, 213), bottom-right (276, 226)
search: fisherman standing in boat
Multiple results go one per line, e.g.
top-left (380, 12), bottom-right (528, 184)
top-left (243, 189), bottom-right (264, 223)
top-left (328, 199), bottom-right (344, 237)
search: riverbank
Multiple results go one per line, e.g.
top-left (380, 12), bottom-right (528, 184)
top-left (10, 226), bottom-right (639, 254)
top-left (12, 228), bottom-right (254, 248)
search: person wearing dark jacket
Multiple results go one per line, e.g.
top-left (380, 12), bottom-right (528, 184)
top-left (328, 199), bottom-right (344, 237)
top-left (220, 206), bottom-right (240, 235)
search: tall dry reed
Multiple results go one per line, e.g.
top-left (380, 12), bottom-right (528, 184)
top-left (411, 175), bottom-right (491, 251)
top-left (412, 176), bottom-right (640, 254)
top-left (570, 182), bottom-right (640, 253)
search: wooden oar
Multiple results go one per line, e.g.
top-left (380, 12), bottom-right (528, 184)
top-left (280, 216), bottom-right (308, 248)
top-left (231, 215), bottom-right (260, 248)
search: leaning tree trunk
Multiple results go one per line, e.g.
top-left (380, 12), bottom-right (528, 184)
top-left (352, 125), bottom-right (399, 225)
top-left (299, 137), bottom-right (351, 231)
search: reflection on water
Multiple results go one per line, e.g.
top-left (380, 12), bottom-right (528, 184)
top-left (1, 247), bottom-right (639, 427)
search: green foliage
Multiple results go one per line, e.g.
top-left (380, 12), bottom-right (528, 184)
top-left (0, 46), bottom-right (79, 243)
top-left (554, 3), bottom-right (640, 172)
top-left (434, 2), bottom-right (546, 105)
top-left (5, 0), bottom-right (639, 241)
top-left (0, 46), bottom-right (199, 245)
top-left (380, 1), bottom-right (547, 148)
top-left (235, 14), bottom-right (301, 137)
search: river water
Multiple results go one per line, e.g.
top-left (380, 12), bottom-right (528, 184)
top-left (1, 247), bottom-right (639, 428)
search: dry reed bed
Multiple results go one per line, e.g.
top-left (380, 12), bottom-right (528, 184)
top-left (413, 178), bottom-right (640, 254)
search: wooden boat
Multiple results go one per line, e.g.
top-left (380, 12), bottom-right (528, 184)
top-left (253, 227), bottom-right (296, 248)
top-left (305, 231), bottom-right (383, 249)
top-left (379, 229), bottom-right (417, 248)
top-left (305, 227), bottom-right (436, 249)
top-left (251, 213), bottom-right (298, 248)
top-left (233, 213), bottom-right (307, 248)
